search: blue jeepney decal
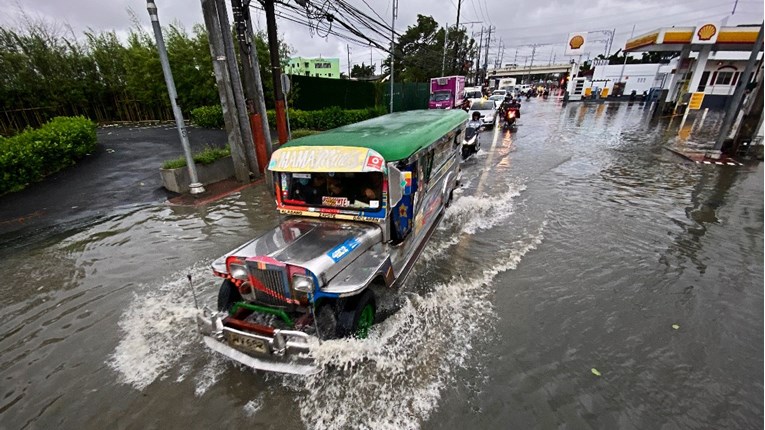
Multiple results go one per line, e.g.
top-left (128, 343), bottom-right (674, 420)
top-left (327, 237), bottom-right (362, 263)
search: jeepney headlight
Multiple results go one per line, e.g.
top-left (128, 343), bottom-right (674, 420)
top-left (225, 256), bottom-right (248, 281)
top-left (292, 274), bottom-right (314, 294)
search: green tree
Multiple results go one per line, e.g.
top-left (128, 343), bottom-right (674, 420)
top-left (351, 62), bottom-right (375, 78)
top-left (383, 15), bottom-right (476, 82)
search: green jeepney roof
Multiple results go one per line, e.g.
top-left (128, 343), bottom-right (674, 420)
top-left (280, 109), bottom-right (468, 162)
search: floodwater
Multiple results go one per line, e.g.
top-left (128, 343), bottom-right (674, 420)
top-left (0, 99), bottom-right (762, 430)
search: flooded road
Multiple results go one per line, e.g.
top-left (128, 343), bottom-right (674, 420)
top-left (1, 100), bottom-right (762, 429)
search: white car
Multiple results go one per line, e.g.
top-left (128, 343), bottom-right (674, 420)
top-left (491, 89), bottom-right (507, 97)
top-left (468, 100), bottom-right (498, 129)
top-left (488, 94), bottom-right (504, 108)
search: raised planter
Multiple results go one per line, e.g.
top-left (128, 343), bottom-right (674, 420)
top-left (160, 155), bottom-right (235, 194)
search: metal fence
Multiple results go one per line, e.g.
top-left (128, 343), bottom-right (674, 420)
top-left (287, 75), bottom-right (378, 111)
top-left (383, 82), bottom-right (430, 112)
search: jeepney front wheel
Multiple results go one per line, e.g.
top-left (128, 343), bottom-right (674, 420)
top-left (217, 279), bottom-right (242, 313)
top-left (337, 289), bottom-right (376, 339)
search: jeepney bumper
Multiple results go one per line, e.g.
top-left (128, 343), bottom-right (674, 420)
top-left (197, 310), bottom-right (319, 375)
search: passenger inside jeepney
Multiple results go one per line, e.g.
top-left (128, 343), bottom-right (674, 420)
top-left (284, 172), bottom-right (383, 210)
top-left (303, 175), bottom-right (326, 205)
top-left (358, 173), bottom-right (383, 202)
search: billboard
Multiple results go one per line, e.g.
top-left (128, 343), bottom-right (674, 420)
top-left (565, 32), bottom-right (587, 55)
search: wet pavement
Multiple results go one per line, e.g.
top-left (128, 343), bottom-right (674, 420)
top-left (0, 100), bottom-right (761, 429)
top-left (0, 123), bottom-right (227, 243)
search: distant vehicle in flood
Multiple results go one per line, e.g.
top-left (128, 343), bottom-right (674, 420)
top-left (198, 110), bottom-right (467, 374)
top-left (429, 75), bottom-right (466, 109)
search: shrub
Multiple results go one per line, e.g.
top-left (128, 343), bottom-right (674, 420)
top-left (191, 105), bottom-right (224, 128)
top-left (190, 104), bottom-right (386, 133)
top-left (0, 116), bottom-right (96, 195)
top-left (162, 145), bottom-right (231, 169)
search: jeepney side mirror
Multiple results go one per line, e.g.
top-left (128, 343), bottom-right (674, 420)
top-left (388, 165), bottom-right (407, 207)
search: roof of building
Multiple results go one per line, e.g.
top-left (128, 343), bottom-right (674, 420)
top-left (625, 25), bottom-right (761, 52)
top-left (280, 109), bottom-right (468, 162)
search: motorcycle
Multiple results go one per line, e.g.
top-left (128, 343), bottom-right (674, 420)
top-left (503, 107), bottom-right (519, 131)
top-left (461, 125), bottom-right (481, 159)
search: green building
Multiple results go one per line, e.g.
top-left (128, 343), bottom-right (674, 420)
top-left (286, 57), bottom-right (341, 79)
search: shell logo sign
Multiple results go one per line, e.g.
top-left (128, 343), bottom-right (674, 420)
top-left (565, 32), bottom-right (587, 55)
top-left (697, 24), bottom-right (717, 40)
top-left (569, 35), bottom-right (585, 49)
top-left (692, 22), bottom-right (720, 44)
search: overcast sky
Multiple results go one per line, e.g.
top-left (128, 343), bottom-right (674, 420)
top-left (1, 0), bottom-right (762, 73)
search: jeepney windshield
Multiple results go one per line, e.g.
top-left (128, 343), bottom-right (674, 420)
top-left (280, 172), bottom-right (385, 211)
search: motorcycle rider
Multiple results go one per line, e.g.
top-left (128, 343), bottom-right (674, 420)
top-left (467, 111), bottom-right (483, 130)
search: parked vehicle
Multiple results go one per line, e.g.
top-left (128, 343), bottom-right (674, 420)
top-left (429, 75), bottom-right (466, 109)
top-left (468, 100), bottom-right (498, 129)
top-left (198, 110), bottom-right (467, 374)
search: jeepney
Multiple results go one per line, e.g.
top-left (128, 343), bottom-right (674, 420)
top-left (198, 110), bottom-right (467, 374)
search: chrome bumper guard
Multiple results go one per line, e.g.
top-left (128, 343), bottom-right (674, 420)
top-left (197, 308), bottom-right (319, 375)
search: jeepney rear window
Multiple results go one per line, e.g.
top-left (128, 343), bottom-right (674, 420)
top-left (280, 172), bottom-right (384, 211)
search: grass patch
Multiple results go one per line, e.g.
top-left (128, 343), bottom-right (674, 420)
top-left (162, 145), bottom-right (230, 169)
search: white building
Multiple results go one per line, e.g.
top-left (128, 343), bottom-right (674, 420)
top-left (591, 50), bottom-right (761, 108)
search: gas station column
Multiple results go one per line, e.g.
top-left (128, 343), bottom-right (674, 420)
top-left (665, 45), bottom-right (692, 103)
top-left (687, 45), bottom-right (712, 94)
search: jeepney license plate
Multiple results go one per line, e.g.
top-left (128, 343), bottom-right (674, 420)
top-left (227, 331), bottom-right (269, 354)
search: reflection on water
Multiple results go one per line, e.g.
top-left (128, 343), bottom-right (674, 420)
top-left (0, 100), bottom-right (761, 430)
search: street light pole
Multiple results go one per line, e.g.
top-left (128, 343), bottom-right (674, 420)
top-left (146, 0), bottom-right (204, 194)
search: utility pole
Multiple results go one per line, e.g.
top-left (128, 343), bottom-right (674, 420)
top-left (237, 0), bottom-right (272, 163)
top-left (217, 0), bottom-right (259, 178)
top-left (714, 22), bottom-right (763, 151)
top-left (452, 0), bottom-right (462, 72)
top-left (526, 45), bottom-right (537, 84)
top-left (201, 0), bottom-right (250, 183)
top-left (389, 0), bottom-right (397, 112)
top-left (474, 28), bottom-right (483, 86)
top-left (483, 26), bottom-right (493, 85)
top-left (263, 0), bottom-right (289, 144)
top-left (347, 44), bottom-right (351, 77)
top-left (441, 22), bottom-right (449, 76)
top-left (147, 0), bottom-right (204, 194)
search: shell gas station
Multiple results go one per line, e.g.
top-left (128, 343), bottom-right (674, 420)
top-left (623, 23), bottom-right (762, 114)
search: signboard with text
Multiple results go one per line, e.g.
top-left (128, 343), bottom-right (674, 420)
top-left (688, 92), bottom-right (705, 110)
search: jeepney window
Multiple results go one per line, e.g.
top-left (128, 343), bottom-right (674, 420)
top-left (280, 172), bottom-right (384, 211)
top-left (431, 138), bottom-right (453, 175)
top-left (418, 151), bottom-right (434, 185)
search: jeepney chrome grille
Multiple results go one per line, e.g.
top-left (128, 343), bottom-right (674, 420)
top-left (245, 262), bottom-right (291, 306)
